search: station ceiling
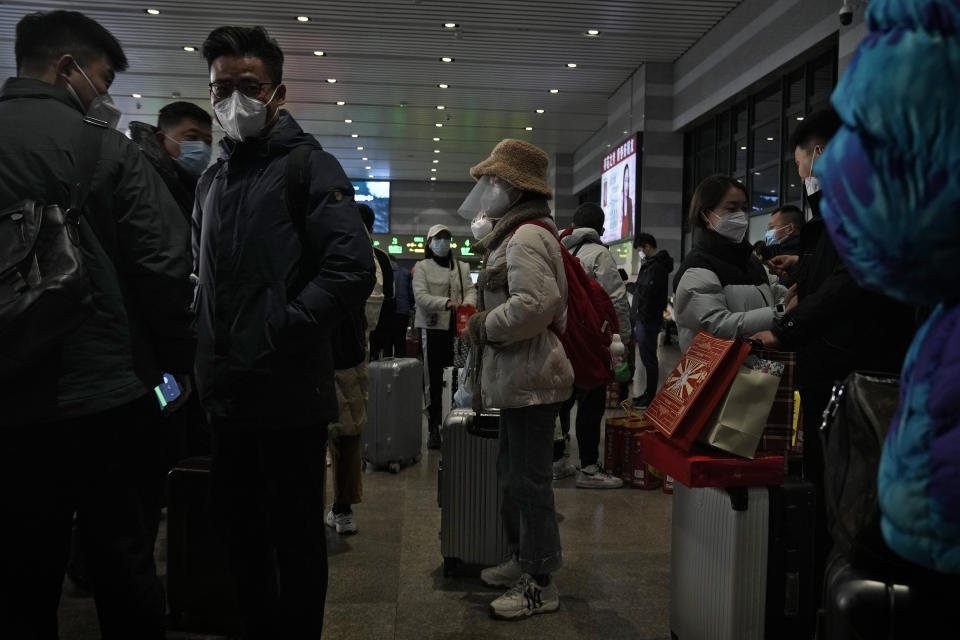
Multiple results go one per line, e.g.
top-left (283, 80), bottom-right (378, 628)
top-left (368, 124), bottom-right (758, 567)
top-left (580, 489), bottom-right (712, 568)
top-left (0, 0), bottom-right (742, 182)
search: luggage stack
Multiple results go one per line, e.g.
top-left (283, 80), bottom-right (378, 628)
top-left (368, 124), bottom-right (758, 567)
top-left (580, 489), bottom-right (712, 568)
top-left (363, 357), bottom-right (423, 473)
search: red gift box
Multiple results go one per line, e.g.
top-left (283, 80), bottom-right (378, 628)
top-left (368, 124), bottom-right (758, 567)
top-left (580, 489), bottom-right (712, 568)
top-left (644, 331), bottom-right (751, 451)
top-left (640, 430), bottom-right (785, 488)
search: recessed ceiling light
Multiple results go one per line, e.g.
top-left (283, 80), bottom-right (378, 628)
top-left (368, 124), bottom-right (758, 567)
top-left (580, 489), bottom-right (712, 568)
top-left (365, 165), bottom-right (372, 170)
top-left (432, 137), bottom-right (441, 141)
top-left (433, 149), bottom-right (440, 153)
top-left (362, 157), bottom-right (368, 161)
top-left (766, 137), bottom-right (775, 141)
top-left (369, 174), bottom-right (374, 178)
top-left (146, 9), bottom-right (160, 15)
top-left (183, 46), bottom-right (196, 52)
top-left (566, 63), bottom-right (577, 68)
top-left (131, 93), bottom-right (142, 98)
top-left (525, 126), bottom-right (534, 131)
top-left (536, 109), bottom-right (545, 114)
top-left (440, 57), bottom-right (454, 63)
top-left (336, 101), bottom-right (346, 106)
top-left (326, 78), bottom-right (337, 83)
top-left (436, 105), bottom-right (445, 110)
top-left (740, 146), bottom-right (748, 150)
top-left (435, 123), bottom-right (443, 127)
top-left (431, 168), bottom-right (437, 172)
top-left (754, 171), bottom-right (761, 175)
top-left (438, 83), bottom-right (449, 89)
top-left (586, 29), bottom-right (600, 36)
top-left (796, 116), bottom-right (805, 121)
top-left (351, 134), bottom-right (359, 138)
top-left (357, 146), bottom-right (364, 150)
top-left (344, 119), bottom-right (352, 123)
top-left (431, 177), bottom-right (437, 181)
top-left (444, 22), bottom-right (459, 28)
top-left (623, 130), bottom-right (629, 134)
top-left (296, 16), bottom-right (310, 22)
top-left (313, 51), bottom-right (325, 56)
top-left (549, 89), bottom-right (559, 94)
top-left (433, 159), bottom-right (439, 163)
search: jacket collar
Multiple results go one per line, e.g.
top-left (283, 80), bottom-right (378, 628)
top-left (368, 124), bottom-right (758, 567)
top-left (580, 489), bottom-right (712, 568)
top-left (479, 197), bottom-right (553, 254)
top-left (694, 228), bottom-right (754, 264)
top-left (0, 77), bottom-right (83, 113)
top-left (218, 110), bottom-right (321, 161)
top-left (560, 226), bottom-right (601, 250)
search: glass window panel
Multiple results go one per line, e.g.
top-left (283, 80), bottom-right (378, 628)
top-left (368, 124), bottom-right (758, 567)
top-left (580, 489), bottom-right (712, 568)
top-left (698, 121), bottom-right (716, 151)
top-left (717, 142), bottom-right (730, 175)
top-left (718, 111), bottom-right (731, 141)
top-left (754, 83), bottom-right (781, 124)
top-left (808, 55), bottom-right (835, 100)
top-left (733, 103), bottom-right (748, 135)
top-left (750, 165), bottom-right (780, 212)
top-left (696, 149), bottom-right (715, 181)
top-left (782, 158), bottom-right (802, 205)
top-left (787, 71), bottom-right (803, 108)
top-left (751, 121), bottom-right (780, 167)
top-left (786, 113), bottom-right (805, 150)
top-left (734, 137), bottom-right (748, 173)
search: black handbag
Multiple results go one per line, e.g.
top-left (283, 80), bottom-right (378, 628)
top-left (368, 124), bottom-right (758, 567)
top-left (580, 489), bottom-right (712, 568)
top-left (819, 371), bottom-right (903, 569)
top-left (0, 117), bottom-right (106, 381)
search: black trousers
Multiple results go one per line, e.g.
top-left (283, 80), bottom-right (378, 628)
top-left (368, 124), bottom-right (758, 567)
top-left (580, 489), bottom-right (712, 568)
top-left (800, 381), bottom-right (835, 616)
top-left (558, 384), bottom-right (607, 468)
top-left (211, 419), bottom-right (329, 639)
top-left (0, 393), bottom-right (166, 640)
top-left (422, 326), bottom-right (454, 430)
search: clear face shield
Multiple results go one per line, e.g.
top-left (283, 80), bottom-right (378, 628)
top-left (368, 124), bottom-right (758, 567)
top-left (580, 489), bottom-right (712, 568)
top-left (458, 175), bottom-right (522, 240)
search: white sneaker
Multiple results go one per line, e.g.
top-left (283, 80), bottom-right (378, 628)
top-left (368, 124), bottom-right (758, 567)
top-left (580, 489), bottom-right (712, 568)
top-left (489, 574), bottom-right (560, 620)
top-left (325, 509), bottom-right (358, 535)
top-left (552, 457), bottom-right (578, 480)
top-left (576, 464), bottom-right (624, 489)
top-left (480, 556), bottom-right (524, 588)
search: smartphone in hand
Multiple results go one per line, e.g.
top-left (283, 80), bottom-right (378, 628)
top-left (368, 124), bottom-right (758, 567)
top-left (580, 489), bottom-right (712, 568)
top-left (154, 373), bottom-right (182, 410)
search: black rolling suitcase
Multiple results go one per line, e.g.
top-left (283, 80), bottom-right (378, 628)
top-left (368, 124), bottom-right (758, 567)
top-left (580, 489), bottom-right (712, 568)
top-left (165, 456), bottom-right (240, 633)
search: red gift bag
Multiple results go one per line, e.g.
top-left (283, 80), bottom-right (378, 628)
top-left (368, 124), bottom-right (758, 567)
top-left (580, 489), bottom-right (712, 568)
top-left (643, 331), bottom-right (752, 451)
top-left (455, 304), bottom-right (477, 338)
top-left (641, 431), bottom-right (785, 489)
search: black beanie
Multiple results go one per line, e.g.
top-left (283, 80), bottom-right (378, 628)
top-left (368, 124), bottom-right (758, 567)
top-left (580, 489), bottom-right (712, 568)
top-left (573, 202), bottom-right (605, 234)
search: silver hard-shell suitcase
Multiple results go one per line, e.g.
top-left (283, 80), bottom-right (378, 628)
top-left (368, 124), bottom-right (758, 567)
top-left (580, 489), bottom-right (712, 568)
top-left (441, 366), bottom-right (458, 423)
top-left (363, 357), bottom-right (423, 473)
top-left (439, 408), bottom-right (509, 576)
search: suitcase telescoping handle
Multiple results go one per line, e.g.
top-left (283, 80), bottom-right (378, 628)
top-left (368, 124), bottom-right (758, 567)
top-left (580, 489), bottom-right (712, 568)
top-left (466, 411), bottom-right (500, 439)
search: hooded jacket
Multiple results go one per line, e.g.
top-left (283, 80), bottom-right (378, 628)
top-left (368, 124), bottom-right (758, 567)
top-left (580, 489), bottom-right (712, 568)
top-left (673, 229), bottom-right (787, 352)
top-left (475, 199), bottom-right (574, 409)
top-left (0, 78), bottom-right (194, 426)
top-left (632, 249), bottom-right (675, 324)
top-left (560, 227), bottom-right (631, 343)
top-left (192, 111), bottom-right (375, 427)
top-left (128, 120), bottom-right (199, 222)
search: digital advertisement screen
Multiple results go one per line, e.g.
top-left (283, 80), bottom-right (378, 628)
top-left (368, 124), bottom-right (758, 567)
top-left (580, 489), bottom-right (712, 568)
top-left (352, 180), bottom-right (390, 233)
top-left (600, 135), bottom-right (638, 244)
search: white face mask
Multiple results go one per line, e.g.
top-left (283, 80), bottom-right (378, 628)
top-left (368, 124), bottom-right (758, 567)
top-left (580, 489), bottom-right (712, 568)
top-left (214, 87), bottom-right (279, 141)
top-left (471, 214), bottom-right (493, 240)
top-left (709, 210), bottom-right (749, 244)
top-left (431, 238), bottom-right (451, 257)
top-left (804, 175), bottom-right (821, 197)
top-left (69, 63), bottom-right (122, 129)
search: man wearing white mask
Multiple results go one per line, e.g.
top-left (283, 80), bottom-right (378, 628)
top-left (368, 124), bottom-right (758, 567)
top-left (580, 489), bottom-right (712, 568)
top-left (193, 25), bottom-right (375, 637)
top-left (412, 223), bottom-right (476, 449)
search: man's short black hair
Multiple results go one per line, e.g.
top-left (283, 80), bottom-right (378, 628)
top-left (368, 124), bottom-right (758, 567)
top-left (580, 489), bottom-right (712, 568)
top-left (773, 204), bottom-right (805, 232)
top-left (357, 203), bottom-right (375, 232)
top-left (202, 26), bottom-right (284, 85)
top-left (635, 232), bottom-right (657, 248)
top-left (789, 108), bottom-right (842, 152)
top-left (573, 202), bottom-right (605, 234)
top-left (158, 101), bottom-right (212, 132)
top-left (15, 10), bottom-right (128, 76)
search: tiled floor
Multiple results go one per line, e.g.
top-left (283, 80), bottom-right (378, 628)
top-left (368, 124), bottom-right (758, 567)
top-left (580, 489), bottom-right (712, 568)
top-left (58, 345), bottom-right (681, 639)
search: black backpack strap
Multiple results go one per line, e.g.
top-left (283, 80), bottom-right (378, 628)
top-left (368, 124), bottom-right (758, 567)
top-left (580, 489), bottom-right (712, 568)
top-left (284, 145), bottom-right (314, 300)
top-left (69, 117), bottom-right (107, 217)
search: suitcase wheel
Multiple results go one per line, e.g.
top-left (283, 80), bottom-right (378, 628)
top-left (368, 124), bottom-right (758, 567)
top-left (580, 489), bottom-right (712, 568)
top-left (388, 461), bottom-right (401, 474)
top-left (443, 556), bottom-right (461, 577)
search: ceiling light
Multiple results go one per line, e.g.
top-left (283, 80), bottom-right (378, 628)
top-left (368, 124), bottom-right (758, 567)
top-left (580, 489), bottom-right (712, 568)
top-left (549, 89), bottom-right (559, 94)
top-left (369, 174), bottom-right (374, 178)
top-left (438, 83), bottom-right (449, 89)
top-left (365, 165), bottom-right (371, 170)
top-left (131, 93), bottom-right (142, 98)
top-left (434, 149), bottom-right (440, 153)
top-left (754, 171), bottom-right (761, 175)
top-left (351, 134), bottom-right (359, 138)
top-left (444, 22), bottom-right (459, 28)
top-left (183, 46), bottom-right (196, 52)
top-left (435, 123), bottom-right (443, 127)
top-left (766, 137), bottom-right (775, 141)
top-left (436, 105), bottom-right (445, 110)
top-left (431, 168), bottom-right (437, 172)
top-left (796, 116), bottom-right (805, 121)
top-left (296, 16), bottom-right (310, 22)
top-left (536, 109), bottom-right (544, 114)
top-left (740, 146), bottom-right (747, 150)
top-left (146, 9), bottom-right (160, 15)
top-left (357, 146), bottom-right (364, 150)
top-left (525, 126), bottom-right (534, 131)
top-left (344, 119), bottom-right (352, 123)
top-left (313, 51), bottom-right (325, 56)
top-left (433, 159), bottom-right (439, 163)
top-left (362, 157), bottom-right (368, 161)
top-left (433, 137), bottom-right (440, 141)
top-left (336, 101), bottom-right (346, 106)
top-left (566, 63), bottom-right (577, 68)
top-left (586, 29), bottom-right (600, 36)
top-left (431, 177), bottom-right (437, 181)
top-left (440, 57), bottom-right (454, 63)
top-left (327, 78), bottom-right (337, 83)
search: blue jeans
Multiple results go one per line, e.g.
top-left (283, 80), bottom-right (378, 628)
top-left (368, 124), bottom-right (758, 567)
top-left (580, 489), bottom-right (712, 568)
top-left (498, 403), bottom-right (564, 575)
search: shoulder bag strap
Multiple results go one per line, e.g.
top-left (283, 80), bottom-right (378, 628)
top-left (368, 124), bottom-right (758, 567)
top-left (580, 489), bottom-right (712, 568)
top-left (284, 144), bottom-right (314, 301)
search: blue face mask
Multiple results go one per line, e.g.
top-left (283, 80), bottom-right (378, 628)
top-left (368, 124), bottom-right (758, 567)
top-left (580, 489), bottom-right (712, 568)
top-left (764, 228), bottom-right (781, 246)
top-left (431, 238), bottom-right (451, 257)
top-left (165, 135), bottom-right (212, 176)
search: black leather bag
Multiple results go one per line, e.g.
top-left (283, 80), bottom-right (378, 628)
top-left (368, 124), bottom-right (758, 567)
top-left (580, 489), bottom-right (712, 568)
top-left (819, 371), bottom-right (902, 568)
top-left (0, 118), bottom-right (105, 381)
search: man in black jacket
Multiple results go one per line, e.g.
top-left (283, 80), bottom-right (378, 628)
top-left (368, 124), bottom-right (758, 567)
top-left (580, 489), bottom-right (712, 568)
top-left (0, 10), bottom-right (194, 638)
top-left (194, 26), bottom-right (375, 637)
top-left (631, 232), bottom-right (674, 406)
top-left (129, 101), bottom-right (213, 221)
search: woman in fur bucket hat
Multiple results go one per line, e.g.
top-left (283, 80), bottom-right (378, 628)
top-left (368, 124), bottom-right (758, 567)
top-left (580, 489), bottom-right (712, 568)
top-left (459, 139), bottom-right (573, 619)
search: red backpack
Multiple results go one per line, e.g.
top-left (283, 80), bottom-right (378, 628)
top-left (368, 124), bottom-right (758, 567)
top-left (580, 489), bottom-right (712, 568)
top-left (518, 221), bottom-right (618, 389)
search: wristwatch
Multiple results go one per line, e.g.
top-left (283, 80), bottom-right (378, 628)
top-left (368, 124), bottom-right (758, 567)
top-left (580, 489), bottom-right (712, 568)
top-left (774, 302), bottom-right (786, 318)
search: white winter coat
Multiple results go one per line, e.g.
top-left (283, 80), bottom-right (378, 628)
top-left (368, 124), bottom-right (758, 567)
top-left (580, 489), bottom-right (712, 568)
top-left (412, 257), bottom-right (476, 331)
